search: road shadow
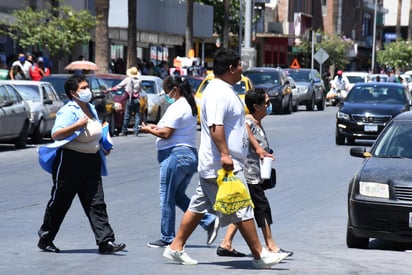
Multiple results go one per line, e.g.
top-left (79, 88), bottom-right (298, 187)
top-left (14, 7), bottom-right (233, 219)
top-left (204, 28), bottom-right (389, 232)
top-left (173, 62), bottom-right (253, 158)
top-left (368, 239), bottom-right (412, 251)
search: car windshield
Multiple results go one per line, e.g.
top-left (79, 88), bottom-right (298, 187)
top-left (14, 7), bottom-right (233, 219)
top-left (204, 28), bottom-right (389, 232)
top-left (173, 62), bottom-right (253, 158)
top-left (233, 80), bottom-right (246, 95)
top-left (199, 79), bottom-right (246, 95)
top-left (345, 85), bottom-right (405, 104)
top-left (374, 121), bottom-right (412, 158)
top-left (346, 76), bottom-right (366, 83)
top-left (285, 70), bottom-right (311, 82)
top-left (141, 80), bottom-right (156, 94)
top-left (243, 72), bottom-right (280, 85)
top-left (14, 85), bottom-right (40, 101)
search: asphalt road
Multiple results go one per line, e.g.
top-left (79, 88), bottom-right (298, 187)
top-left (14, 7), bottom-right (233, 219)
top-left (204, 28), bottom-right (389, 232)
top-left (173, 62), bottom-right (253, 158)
top-left (1, 105), bottom-right (412, 274)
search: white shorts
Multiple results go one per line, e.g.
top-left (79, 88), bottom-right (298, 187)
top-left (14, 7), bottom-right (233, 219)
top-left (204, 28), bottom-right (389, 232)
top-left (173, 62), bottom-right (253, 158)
top-left (188, 171), bottom-right (254, 227)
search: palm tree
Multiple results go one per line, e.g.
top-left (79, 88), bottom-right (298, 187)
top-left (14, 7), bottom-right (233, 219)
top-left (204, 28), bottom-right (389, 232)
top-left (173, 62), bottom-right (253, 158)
top-left (95, 0), bottom-right (110, 73)
top-left (127, 0), bottom-right (137, 68)
top-left (185, 0), bottom-right (194, 57)
top-left (409, 0), bottom-right (412, 39)
top-left (396, 0), bottom-right (402, 41)
top-left (222, 0), bottom-right (230, 48)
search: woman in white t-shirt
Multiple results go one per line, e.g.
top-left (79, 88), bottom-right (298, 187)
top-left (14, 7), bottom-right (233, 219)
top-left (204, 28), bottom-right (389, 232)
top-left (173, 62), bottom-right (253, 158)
top-left (140, 76), bottom-right (217, 248)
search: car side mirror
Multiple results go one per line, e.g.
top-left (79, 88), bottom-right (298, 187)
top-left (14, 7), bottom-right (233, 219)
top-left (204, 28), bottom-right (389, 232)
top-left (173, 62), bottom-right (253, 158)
top-left (350, 147), bottom-right (371, 158)
top-left (43, 99), bottom-right (53, 105)
top-left (0, 100), bottom-right (12, 107)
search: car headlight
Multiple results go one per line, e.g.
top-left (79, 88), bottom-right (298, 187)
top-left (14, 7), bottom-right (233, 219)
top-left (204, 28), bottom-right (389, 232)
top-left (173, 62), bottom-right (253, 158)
top-left (336, 111), bottom-right (350, 120)
top-left (359, 181), bottom-right (389, 198)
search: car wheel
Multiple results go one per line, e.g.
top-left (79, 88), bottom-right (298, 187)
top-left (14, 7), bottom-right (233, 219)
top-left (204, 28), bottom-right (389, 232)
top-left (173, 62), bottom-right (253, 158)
top-left (31, 119), bottom-right (44, 144)
top-left (14, 120), bottom-right (29, 149)
top-left (317, 94), bottom-right (325, 111)
top-left (155, 107), bottom-right (161, 123)
top-left (335, 130), bottom-right (345, 145)
top-left (284, 97), bottom-right (292, 114)
top-left (292, 99), bottom-right (298, 112)
top-left (306, 94), bottom-right (315, 111)
top-left (346, 225), bottom-right (369, 249)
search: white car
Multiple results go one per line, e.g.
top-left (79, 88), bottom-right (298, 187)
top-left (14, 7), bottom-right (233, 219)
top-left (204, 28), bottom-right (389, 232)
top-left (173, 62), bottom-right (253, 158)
top-left (139, 75), bottom-right (171, 122)
top-left (9, 80), bottom-right (64, 143)
top-left (342, 72), bottom-right (370, 91)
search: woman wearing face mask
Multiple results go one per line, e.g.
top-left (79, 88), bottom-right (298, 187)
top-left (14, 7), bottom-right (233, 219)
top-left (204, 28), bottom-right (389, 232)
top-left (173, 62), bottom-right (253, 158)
top-left (37, 74), bottom-right (126, 254)
top-left (216, 88), bottom-right (294, 258)
top-left (140, 76), bottom-right (219, 248)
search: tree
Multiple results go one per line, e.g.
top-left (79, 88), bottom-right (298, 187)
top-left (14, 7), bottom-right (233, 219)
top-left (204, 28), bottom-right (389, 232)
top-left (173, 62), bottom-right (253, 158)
top-left (127, 0), bottom-right (137, 69)
top-left (186, 0), bottom-right (194, 57)
top-left (396, 0), bottom-right (402, 41)
top-left (409, 0), bottom-right (412, 40)
top-left (377, 40), bottom-right (412, 71)
top-left (222, 0), bottom-right (230, 48)
top-left (0, 4), bottom-right (96, 56)
top-left (95, 0), bottom-right (110, 73)
top-left (296, 31), bottom-right (353, 70)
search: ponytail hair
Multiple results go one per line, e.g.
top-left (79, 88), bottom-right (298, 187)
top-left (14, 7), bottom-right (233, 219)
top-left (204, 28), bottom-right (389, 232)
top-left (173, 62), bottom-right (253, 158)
top-left (163, 76), bottom-right (198, 116)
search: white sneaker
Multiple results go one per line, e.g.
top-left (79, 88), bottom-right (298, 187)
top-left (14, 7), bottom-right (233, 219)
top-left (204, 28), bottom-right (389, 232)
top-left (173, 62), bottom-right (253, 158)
top-left (163, 245), bottom-right (198, 265)
top-left (252, 248), bottom-right (288, 269)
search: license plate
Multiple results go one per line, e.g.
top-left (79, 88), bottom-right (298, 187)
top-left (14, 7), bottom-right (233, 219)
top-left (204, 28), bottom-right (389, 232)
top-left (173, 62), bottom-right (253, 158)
top-left (364, 124), bottom-right (378, 132)
top-left (409, 212), bottom-right (412, 228)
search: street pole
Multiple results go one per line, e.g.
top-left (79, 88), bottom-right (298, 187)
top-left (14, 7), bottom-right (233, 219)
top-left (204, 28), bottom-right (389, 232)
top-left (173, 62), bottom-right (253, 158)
top-left (371, 0), bottom-right (377, 73)
top-left (239, 0), bottom-right (243, 54)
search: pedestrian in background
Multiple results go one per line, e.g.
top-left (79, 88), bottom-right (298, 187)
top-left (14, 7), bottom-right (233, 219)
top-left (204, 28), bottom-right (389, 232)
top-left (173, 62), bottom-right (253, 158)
top-left (29, 57), bottom-right (50, 81)
top-left (162, 48), bottom-right (288, 268)
top-left (9, 53), bottom-right (31, 79)
top-left (217, 88), bottom-right (293, 258)
top-left (37, 74), bottom-right (125, 254)
top-left (140, 75), bottom-right (219, 248)
top-left (111, 66), bottom-right (142, 136)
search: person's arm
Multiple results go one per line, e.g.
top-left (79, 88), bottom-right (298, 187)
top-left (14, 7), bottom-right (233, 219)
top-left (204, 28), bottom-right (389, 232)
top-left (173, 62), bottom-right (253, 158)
top-left (140, 122), bottom-right (174, 139)
top-left (52, 117), bottom-right (88, 141)
top-left (210, 124), bottom-right (233, 171)
top-left (246, 123), bottom-right (272, 160)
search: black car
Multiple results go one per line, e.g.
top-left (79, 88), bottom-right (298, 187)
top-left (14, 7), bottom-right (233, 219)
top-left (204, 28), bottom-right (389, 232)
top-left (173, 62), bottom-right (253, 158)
top-left (335, 82), bottom-right (412, 145)
top-left (42, 74), bottom-right (115, 135)
top-left (284, 68), bottom-right (326, 111)
top-left (347, 111), bottom-right (412, 248)
top-left (243, 67), bottom-right (292, 114)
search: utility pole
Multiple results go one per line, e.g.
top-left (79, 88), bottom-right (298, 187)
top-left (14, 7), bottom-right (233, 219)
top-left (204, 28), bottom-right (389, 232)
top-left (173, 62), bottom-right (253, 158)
top-left (241, 0), bottom-right (256, 70)
top-left (372, 0), bottom-right (377, 73)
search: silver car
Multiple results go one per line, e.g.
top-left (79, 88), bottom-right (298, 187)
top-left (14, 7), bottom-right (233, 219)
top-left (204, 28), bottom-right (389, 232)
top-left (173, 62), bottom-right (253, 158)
top-left (9, 80), bottom-right (64, 143)
top-left (0, 81), bottom-right (30, 148)
top-left (139, 75), bottom-right (170, 122)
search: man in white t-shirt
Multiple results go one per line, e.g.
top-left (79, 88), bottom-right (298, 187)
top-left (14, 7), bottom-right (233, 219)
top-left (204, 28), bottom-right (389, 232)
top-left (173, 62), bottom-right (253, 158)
top-left (163, 48), bottom-right (288, 269)
top-left (9, 53), bottom-right (32, 80)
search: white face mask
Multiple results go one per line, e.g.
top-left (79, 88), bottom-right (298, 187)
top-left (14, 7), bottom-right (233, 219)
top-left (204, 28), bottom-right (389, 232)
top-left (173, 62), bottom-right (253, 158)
top-left (76, 88), bottom-right (92, 103)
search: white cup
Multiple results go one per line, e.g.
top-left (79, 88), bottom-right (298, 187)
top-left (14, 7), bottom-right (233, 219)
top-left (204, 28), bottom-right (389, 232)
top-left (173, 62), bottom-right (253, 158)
top-left (260, 157), bottom-right (273, 179)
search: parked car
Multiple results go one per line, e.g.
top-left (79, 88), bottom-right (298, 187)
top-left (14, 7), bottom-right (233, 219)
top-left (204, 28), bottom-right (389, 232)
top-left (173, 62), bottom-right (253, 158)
top-left (369, 74), bottom-right (389, 82)
top-left (347, 111), bottom-right (412, 248)
top-left (284, 68), bottom-right (326, 111)
top-left (184, 75), bottom-right (204, 94)
top-left (335, 82), bottom-right (412, 145)
top-left (9, 80), bottom-right (64, 143)
top-left (93, 73), bottom-right (148, 135)
top-left (0, 81), bottom-right (30, 148)
top-left (195, 73), bottom-right (254, 123)
top-left (42, 74), bottom-right (116, 135)
top-left (243, 67), bottom-right (292, 114)
top-left (138, 75), bottom-right (170, 123)
top-left (286, 76), bottom-right (299, 112)
top-left (342, 71), bottom-right (370, 91)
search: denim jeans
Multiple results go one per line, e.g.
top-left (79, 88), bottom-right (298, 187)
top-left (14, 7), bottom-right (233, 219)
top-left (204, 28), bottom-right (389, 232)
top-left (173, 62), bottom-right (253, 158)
top-left (158, 146), bottom-right (216, 243)
top-left (122, 98), bottom-right (140, 134)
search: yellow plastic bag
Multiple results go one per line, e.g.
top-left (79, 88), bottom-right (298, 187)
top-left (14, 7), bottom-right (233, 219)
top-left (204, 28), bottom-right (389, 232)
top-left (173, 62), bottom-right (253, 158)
top-left (213, 169), bottom-right (254, 215)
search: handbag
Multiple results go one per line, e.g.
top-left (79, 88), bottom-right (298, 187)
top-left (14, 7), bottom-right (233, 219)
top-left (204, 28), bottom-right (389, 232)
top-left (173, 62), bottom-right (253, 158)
top-left (213, 169), bottom-right (254, 215)
top-left (262, 168), bottom-right (276, 190)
